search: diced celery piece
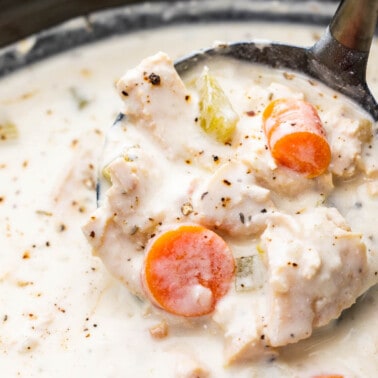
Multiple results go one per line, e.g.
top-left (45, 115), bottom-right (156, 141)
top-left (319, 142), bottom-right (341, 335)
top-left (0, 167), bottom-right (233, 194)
top-left (0, 120), bottom-right (18, 141)
top-left (102, 164), bottom-right (112, 182)
top-left (198, 69), bottom-right (239, 143)
top-left (235, 255), bottom-right (266, 292)
top-left (69, 87), bottom-right (90, 110)
top-left (256, 244), bottom-right (265, 255)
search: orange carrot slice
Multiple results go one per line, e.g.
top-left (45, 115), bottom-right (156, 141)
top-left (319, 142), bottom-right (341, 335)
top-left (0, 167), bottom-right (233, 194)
top-left (262, 98), bottom-right (331, 178)
top-left (312, 375), bottom-right (344, 378)
top-left (142, 224), bottom-right (235, 317)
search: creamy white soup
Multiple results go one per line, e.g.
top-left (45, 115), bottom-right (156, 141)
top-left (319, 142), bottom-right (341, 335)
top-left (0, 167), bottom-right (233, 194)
top-left (0, 19), bottom-right (377, 378)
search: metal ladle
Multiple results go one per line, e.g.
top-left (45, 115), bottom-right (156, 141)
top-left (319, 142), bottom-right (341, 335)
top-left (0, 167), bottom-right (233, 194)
top-left (97, 0), bottom-right (378, 204)
top-left (175, 0), bottom-right (378, 120)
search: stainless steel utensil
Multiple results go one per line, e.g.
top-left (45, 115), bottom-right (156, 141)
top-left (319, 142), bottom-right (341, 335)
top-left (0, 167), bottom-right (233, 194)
top-left (97, 0), bottom-right (378, 203)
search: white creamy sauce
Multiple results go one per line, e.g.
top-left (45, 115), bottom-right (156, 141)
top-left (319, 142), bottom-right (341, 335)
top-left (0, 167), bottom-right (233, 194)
top-left (0, 21), bottom-right (378, 378)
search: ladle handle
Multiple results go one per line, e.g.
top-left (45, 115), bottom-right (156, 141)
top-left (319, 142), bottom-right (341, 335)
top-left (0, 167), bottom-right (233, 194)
top-left (311, 0), bottom-right (378, 84)
top-left (331, 0), bottom-right (378, 52)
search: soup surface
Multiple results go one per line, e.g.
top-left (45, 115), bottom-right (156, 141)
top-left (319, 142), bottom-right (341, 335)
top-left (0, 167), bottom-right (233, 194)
top-left (0, 19), bottom-right (378, 378)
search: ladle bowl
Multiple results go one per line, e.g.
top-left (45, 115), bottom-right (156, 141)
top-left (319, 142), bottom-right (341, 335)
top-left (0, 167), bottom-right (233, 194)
top-left (97, 0), bottom-right (378, 204)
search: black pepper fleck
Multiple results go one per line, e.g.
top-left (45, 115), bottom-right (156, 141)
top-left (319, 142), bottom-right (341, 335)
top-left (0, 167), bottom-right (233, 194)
top-left (201, 191), bottom-right (209, 200)
top-left (148, 73), bottom-right (161, 85)
top-left (355, 201), bottom-right (362, 208)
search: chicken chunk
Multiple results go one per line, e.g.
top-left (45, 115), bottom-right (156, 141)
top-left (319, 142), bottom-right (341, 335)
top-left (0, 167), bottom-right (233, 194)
top-left (213, 293), bottom-right (278, 364)
top-left (326, 110), bottom-right (373, 178)
top-left (191, 161), bottom-right (274, 236)
top-left (260, 207), bottom-right (367, 346)
top-left (116, 52), bottom-right (232, 165)
top-left (83, 147), bottom-right (195, 296)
